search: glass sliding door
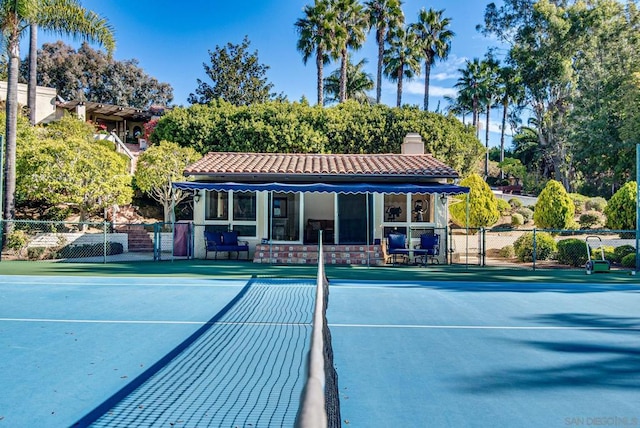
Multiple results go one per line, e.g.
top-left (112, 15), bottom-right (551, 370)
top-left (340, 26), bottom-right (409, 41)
top-left (337, 193), bottom-right (372, 244)
top-left (269, 192), bottom-right (301, 242)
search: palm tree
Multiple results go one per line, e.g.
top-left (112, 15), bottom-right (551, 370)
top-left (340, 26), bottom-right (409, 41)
top-left (496, 65), bottom-right (524, 178)
top-left (454, 58), bottom-right (484, 136)
top-left (445, 93), bottom-right (472, 125)
top-left (479, 56), bottom-right (500, 177)
top-left (0, 0), bottom-right (115, 225)
top-left (324, 58), bottom-right (374, 104)
top-left (364, 0), bottom-right (404, 104)
top-left (410, 8), bottom-right (454, 111)
top-left (28, 23), bottom-right (37, 125)
top-left (332, 0), bottom-right (368, 103)
top-left (295, 0), bottom-right (334, 106)
top-left (383, 26), bottom-right (421, 107)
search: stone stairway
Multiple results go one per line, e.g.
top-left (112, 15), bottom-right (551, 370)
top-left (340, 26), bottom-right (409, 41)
top-left (252, 244), bottom-right (385, 265)
top-left (115, 224), bottom-right (154, 252)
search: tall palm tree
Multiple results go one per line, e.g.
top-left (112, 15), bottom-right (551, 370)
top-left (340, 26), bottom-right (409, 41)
top-left (383, 26), bottom-right (420, 107)
top-left (295, 0), bottom-right (334, 106)
top-left (0, 0), bottom-right (115, 225)
top-left (479, 56), bottom-right (500, 177)
top-left (332, 0), bottom-right (368, 103)
top-left (445, 93), bottom-right (472, 125)
top-left (324, 58), bottom-right (374, 104)
top-left (28, 23), bottom-right (37, 125)
top-left (454, 58), bottom-right (484, 136)
top-left (364, 0), bottom-right (403, 104)
top-left (496, 65), bottom-right (524, 178)
top-left (410, 8), bottom-right (454, 112)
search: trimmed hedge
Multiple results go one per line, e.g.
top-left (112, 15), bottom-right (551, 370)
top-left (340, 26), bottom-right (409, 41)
top-left (621, 253), bottom-right (636, 268)
top-left (57, 242), bottom-right (124, 259)
top-left (513, 231), bottom-right (557, 262)
top-left (612, 245), bottom-right (635, 264)
top-left (556, 238), bottom-right (588, 267)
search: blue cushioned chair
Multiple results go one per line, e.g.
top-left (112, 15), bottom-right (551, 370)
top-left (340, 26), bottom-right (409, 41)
top-left (387, 233), bottom-right (409, 264)
top-left (414, 233), bottom-right (440, 266)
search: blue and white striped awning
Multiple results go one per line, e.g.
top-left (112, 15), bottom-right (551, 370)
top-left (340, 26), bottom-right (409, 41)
top-left (172, 181), bottom-right (469, 195)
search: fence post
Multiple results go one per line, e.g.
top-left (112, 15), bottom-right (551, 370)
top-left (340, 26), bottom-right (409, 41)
top-left (154, 222), bottom-right (161, 261)
top-left (103, 220), bottom-right (107, 264)
top-left (532, 228), bottom-right (537, 271)
top-left (481, 228), bottom-right (486, 267)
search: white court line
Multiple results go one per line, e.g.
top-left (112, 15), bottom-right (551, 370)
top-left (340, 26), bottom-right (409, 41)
top-left (0, 318), bottom-right (309, 326)
top-left (329, 323), bottom-right (640, 331)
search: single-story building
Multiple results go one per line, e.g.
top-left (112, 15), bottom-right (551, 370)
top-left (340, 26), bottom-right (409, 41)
top-left (174, 133), bottom-right (469, 265)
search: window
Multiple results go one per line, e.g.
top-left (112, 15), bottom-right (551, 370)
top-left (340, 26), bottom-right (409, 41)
top-left (205, 190), bottom-right (257, 237)
top-left (205, 191), bottom-right (228, 220)
top-left (384, 194), bottom-right (407, 222)
top-left (411, 194), bottom-right (433, 223)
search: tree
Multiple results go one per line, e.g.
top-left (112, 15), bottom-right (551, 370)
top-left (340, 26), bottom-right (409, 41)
top-left (324, 58), bottom-right (374, 104)
top-left (364, 0), bottom-right (404, 104)
top-left (188, 36), bottom-right (277, 106)
top-left (478, 55), bottom-right (500, 177)
top-left (295, 0), bottom-right (334, 106)
top-left (409, 8), bottom-right (454, 111)
top-left (331, 0), bottom-right (369, 103)
top-left (16, 115), bottom-right (132, 222)
top-left (533, 180), bottom-right (575, 230)
top-left (496, 65), bottom-right (524, 178)
top-left (448, 173), bottom-right (499, 229)
top-left (25, 41), bottom-right (173, 108)
top-left (1, 0), bottom-right (114, 226)
top-left (454, 58), bottom-right (484, 137)
top-left (383, 26), bottom-right (421, 107)
top-left (135, 141), bottom-right (202, 222)
top-left (604, 181), bottom-right (637, 231)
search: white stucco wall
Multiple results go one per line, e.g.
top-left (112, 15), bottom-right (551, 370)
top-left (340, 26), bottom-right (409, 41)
top-left (0, 81), bottom-right (57, 124)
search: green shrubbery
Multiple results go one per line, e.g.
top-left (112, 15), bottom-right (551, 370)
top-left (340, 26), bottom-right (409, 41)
top-left (496, 198), bottom-right (511, 215)
top-left (611, 245), bottom-right (635, 264)
top-left (621, 253), bottom-right (636, 268)
top-left (585, 197), bottom-right (607, 212)
top-left (568, 193), bottom-right (589, 214)
top-left (556, 238), bottom-right (588, 267)
top-left (513, 231), bottom-right (557, 262)
top-left (449, 173), bottom-right (500, 229)
top-left (511, 213), bottom-right (524, 226)
top-left (534, 181), bottom-right (575, 230)
top-left (604, 181), bottom-right (636, 233)
top-left (515, 207), bottom-right (533, 223)
top-left (508, 198), bottom-right (522, 209)
top-left (57, 242), bottom-right (124, 258)
top-left (578, 211), bottom-right (603, 229)
top-left (499, 245), bottom-right (515, 258)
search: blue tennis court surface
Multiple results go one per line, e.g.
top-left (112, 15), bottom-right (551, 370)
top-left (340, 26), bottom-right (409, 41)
top-left (329, 280), bottom-right (640, 427)
top-left (0, 276), bottom-right (314, 427)
top-left (2, 275), bottom-right (640, 427)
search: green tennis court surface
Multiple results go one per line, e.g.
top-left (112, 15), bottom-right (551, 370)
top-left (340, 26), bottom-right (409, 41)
top-left (1, 270), bottom-right (639, 427)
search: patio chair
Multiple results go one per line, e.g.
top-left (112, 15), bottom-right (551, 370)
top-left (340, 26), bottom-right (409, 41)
top-left (414, 233), bottom-right (440, 266)
top-left (387, 233), bottom-right (410, 264)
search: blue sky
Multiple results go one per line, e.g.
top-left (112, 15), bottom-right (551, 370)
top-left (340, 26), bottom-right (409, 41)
top-left (37, 0), bottom-right (508, 146)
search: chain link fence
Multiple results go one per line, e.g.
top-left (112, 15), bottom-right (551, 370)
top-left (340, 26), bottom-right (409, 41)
top-left (0, 219), bottom-right (637, 271)
top-left (0, 220), bottom-right (194, 263)
top-left (448, 226), bottom-right (637, 271)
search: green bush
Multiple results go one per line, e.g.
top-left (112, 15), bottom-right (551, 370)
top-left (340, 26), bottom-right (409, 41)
top-left (508, 198), bottom-right (522, 209)
top-left (556, 238), bottom-right (588, 267)
top-left (621, 253), bottom-right (636, 268)
top-left (511, 213), bottom-right (524, 226)
top-left (578, 211), bottom-right (603, 229)
top-left (6, 230), bottom-right (29, 252)
top-left (499, 245), bottom-right (515, 258)
top-left (57, 242), bottom-right (124, 258)
top-left (516, 207), bottom-right (534, 223)
top-left (585, 197), bottom-right (607, 212)
top-left (449, 173), bottom-right (500, 229)
top-left (513, 232), bottom-right (557, 262)
top-left (534, 180), bottom-right (575, 230)
top-left (604, 181), bottom-right (636, 231)
top-left (496, 198), bottom-right (511, 215)
top-left (610, 245), bottom-right (635, 264)
top-left (568, 193), bottom-right (589, 214)
top-left (27, 247), bottom-right (48, 260)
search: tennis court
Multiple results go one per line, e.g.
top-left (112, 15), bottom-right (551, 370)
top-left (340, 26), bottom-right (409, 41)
top-left (1, 269), bottom-right (640, 427)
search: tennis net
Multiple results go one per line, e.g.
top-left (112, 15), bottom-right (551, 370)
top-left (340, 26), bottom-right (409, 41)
top-left (295, 234), bottom-right (341, 428)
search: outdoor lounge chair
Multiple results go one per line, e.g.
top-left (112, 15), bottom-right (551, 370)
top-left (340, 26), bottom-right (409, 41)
top-left (387, 233), bottom-right (410, 264)
top-left (414, 233), bottom-right (440, 266)
top-left (204, 230), bottom-right (249, 260)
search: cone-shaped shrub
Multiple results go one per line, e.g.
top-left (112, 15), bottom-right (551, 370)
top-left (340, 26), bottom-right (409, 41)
top-left (449, 173), bottom-right (499, 228)
top-left (533, 180), bottom-right (574, 230)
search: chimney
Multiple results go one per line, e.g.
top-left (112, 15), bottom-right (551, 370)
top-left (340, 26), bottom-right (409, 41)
top-left (401, 133), bottom-right (424, 154)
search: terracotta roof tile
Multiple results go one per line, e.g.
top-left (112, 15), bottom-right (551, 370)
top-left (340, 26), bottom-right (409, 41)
top-left (185, 152), bottom-right (459, 179)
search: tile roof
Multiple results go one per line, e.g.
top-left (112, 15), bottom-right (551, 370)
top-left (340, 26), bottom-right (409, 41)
top-left (185, 152), bottom-right (459, 180)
